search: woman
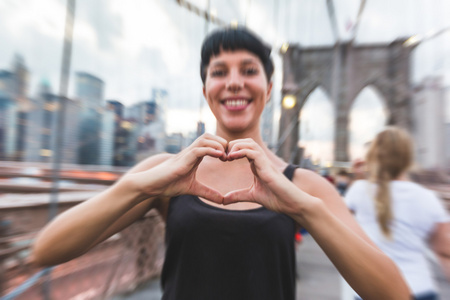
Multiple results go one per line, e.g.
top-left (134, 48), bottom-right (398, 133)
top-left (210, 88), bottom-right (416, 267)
top-left (31, 27), bottom-right (409, 300)
top-left (346, 127), bottom-right (450, 300)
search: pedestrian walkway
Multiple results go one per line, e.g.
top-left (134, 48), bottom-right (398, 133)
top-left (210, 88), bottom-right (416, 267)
top-left (296, 234), bottom-right (341, 299)
top-left (112, 234), bottom-right (449, 300)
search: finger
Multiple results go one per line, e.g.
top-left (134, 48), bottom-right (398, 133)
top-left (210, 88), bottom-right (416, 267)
top-left (223, 187), bottom-right (254, 205)
top-left (173, 147), bottom-right (223, 175)
top-left (227, 148), bottom-right (260, 161)
top-left (227, 138), bottom-right (256, 152)
top-left (187, 147), bottom-right (226, 161)
top-left (189, 139), bottom-right (226, 154)
top-left (190, 181), bottom-right (224, 204)
top-left (189, 138), bottom-right (227, 161)
top-left (195, 133), bottom-right (228, 150)
top-left (227, 143), bottom-right (261, 162)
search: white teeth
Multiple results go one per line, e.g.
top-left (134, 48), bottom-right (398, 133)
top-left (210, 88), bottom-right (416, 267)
top-left (225, 99), bottom-right (248, 107)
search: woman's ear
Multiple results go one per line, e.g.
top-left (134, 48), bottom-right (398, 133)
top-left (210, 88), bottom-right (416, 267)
top-left (266, 81), bottom-right (273, 103)
top-left (202, 86), bottom-right (206, 98)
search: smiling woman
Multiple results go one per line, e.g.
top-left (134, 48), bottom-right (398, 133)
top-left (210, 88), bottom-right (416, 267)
top-left (31, 27), bottom-right (410, 300)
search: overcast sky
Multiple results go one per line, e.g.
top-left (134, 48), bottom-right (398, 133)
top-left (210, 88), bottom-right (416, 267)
top-left (1, 0), bottom-right (449, 162)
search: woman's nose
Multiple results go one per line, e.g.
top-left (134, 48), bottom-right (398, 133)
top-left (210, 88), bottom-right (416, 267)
top-left (226, 70), bottom-right (244, 93)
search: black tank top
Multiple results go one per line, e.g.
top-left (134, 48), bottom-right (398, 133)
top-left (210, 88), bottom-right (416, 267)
top-left (161, 165), bottom-right (298, 300)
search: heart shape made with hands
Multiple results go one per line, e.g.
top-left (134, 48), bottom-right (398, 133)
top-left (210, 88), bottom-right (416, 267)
top-left (193, 154), bottom-right (263, 207)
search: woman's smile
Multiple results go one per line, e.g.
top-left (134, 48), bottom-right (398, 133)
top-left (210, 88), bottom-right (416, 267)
top-left (221, 97), bottom-right (252, 111)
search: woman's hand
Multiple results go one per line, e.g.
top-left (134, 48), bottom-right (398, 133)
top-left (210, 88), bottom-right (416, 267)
top-left (222, 138), bottom-right (296, 213)
top-left (127, 133), bottom-right (227, 203)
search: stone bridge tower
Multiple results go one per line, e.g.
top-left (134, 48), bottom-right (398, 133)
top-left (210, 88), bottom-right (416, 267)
top-left (277, 39), bottom-right (415, 163)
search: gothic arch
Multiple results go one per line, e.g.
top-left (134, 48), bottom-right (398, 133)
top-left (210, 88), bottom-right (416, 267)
top-left (278, 39), bottom-right (415, 162)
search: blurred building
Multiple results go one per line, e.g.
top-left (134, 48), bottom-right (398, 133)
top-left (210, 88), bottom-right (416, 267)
top-left (125, 89), bottom-right (168, 162)
top-left (12, 55), bottom-right (31, 161)
top-left (99, 106), bottom-right (115, 166)
top-left (0, 54), bottom-right (31, 161)
top-left (0, 96), bottom-right (18, 160)
top-left (165, 133), bottom-right (184, 154)
top-left (107, 100), bottom-right (137, 166)
top-left (196, 121), bottom-right (205, 137)
top-left (0, 71), bottom-right (17, 160)
top-left (75, 72), bottom-right (104, 106)
top-left (124, 101), bottom-right (156, 125)
top-left (24, 80), bottom-right (81, 163)
top-left (412, 76), bottom-right (446, 170)
top-left (75, 72), bottom-right (114, 165)
top-left (107, 100), bottom-right (124, 120)
top-left (0, 70), bottom-right (16, 99)
top-left (115, 120), bottom-right (138, 166)
top-left (152, 88), bottom-right (168, 127)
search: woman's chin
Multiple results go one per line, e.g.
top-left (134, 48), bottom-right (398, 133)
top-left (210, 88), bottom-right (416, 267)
top-left (220, 120), bottom-right (257, 135)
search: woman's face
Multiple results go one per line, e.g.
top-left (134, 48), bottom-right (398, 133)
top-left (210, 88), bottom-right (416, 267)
top-left (203, 50), bottom-right (272, 135)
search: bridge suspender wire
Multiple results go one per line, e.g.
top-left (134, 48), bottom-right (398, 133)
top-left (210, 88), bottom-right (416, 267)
top-left (49, 0), bottom-right (76, 221)
top-left (0, 268), bottom-right (54, 300)
top-left (198, 0), bottom-right (210, 135)
top-left (326, 0), bottom-right (340, 43)
top-left (176, 0), bottom-right (227, 27)
top-left (349, 0), bottom-right (366, 43)
top-left (41, 1), bottom-right (76, 299)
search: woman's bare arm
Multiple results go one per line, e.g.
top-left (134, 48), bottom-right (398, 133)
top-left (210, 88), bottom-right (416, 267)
top-left (31, 133), bottom-right (229, 267)
top-left (429, 222), bottom-right (450, 281)
top-left (292, 169), bottom-right (410, 300)
top-left (30, 153), bottom-right (172, 267)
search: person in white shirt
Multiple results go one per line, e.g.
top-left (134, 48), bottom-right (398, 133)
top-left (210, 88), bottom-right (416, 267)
top-left (345, 126), bottom-right (450, 300)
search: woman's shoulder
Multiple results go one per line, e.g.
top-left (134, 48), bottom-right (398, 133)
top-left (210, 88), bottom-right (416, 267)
top-left (291, 167), bottom-right (336, 195)
top-left (392, 180), bottom-right (438, 198)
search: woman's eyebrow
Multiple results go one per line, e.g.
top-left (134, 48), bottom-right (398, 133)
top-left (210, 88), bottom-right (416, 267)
top-left (210, 61), bottom-right (226, 68)
top-left (241, 59), bottom-right (258, 65)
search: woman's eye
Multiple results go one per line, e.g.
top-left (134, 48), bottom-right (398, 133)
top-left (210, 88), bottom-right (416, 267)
top-left (243, 67), bottom-right (258, 75)
top-left (211, 69), bottom-right (226, 77)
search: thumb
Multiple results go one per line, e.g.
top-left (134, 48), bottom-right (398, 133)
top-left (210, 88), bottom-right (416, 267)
top-left (223, 188), bottom-right (253, 205)
top-left (190, 181), bottom-right (224, 204)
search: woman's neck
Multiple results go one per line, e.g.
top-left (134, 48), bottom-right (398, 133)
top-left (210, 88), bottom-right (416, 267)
top-left (394, 172), bottom-right (409, 181)
top-left (215, 124), bottom-right (265, 146)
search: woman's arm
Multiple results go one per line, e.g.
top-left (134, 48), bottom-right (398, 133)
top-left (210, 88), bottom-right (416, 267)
top-left (224, 139), bottom-right (410, 300)
top-left (429, 222), bottom-right (450, 281)
top-left (30, 154), bottom-right (170, 267)
top-left (31, 134), bottom-right (228, 267)
top-left (290, 171), bottom-right (409, 300)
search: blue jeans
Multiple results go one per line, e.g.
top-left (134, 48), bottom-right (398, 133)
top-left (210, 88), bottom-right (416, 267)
top-left (355, 291), bottom-right (438, 300)
top-left (414, 291), bottom-right (438, 300)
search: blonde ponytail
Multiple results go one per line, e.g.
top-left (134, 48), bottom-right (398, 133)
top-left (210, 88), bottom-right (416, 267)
top-left (366, 127), bottom-right (413, 239)
top-left (375, 172), bottom-right (393, 238)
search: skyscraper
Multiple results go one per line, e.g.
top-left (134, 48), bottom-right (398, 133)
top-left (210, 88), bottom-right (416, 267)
top-left (75, 72), bottom-right (114, 165)
top-left (24, 80), bottom-right (81, 164)
top-left (0, 97), bottom-right (18, 160)
top-left (0, 55), bottom-right (31, 161)
top-left (75, 72), bottom-right (104, 106)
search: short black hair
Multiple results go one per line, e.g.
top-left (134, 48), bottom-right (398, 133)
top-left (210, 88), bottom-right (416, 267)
top-left (200, 27), bottom-right (274, 84)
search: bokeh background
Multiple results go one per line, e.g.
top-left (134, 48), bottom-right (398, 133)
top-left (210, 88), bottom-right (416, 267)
top-left (0, 1), bottom-right (449, 299)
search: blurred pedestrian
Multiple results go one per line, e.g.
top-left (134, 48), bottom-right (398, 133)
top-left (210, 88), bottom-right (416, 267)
top-left (345, 126), bottom-right (450, 300)
top-left (335, 169), bottom-right (351, 196)
top-left (351, 158), bottom-right (367, 181)
top-left (320, 168), bottom-right (335, 184)
top-left (31, 27), bottom-right (409, 300)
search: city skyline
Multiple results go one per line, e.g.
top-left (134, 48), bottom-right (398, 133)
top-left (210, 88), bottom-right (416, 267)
top-left (1, 0), bottom-right (450, 163)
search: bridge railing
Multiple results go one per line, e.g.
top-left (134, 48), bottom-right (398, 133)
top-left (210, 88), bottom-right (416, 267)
top-left (0, 195), bottom-right (165, 300)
